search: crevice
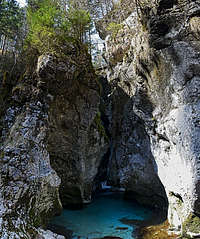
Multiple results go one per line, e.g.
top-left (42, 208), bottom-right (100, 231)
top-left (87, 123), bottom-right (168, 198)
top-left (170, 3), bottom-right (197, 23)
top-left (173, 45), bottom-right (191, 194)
top-left (158, 0), bottom-right (178, 13)
top-left (169, 191), bottom-right (183, 202)
top-left (93, 147), bottom-right (111, 192)
top-left (156, 133), bottom-right (170, 142)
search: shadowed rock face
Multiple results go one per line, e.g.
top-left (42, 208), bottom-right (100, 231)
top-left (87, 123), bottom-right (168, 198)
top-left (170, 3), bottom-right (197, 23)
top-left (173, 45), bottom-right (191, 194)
top-left (37, 55), bottom-right (108, 207)
top-left (102, 78), bottom-right (168, 209)
top-left (100, 0), bottom-right (200, 235)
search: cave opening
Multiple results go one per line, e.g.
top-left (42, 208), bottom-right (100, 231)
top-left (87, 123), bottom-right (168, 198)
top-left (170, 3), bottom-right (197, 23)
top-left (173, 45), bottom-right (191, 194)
top-left (47, 132), bottom-right (168, 239)
top-left (48, 191), bottom-right (156, 239)
top-left (46, 74), bottom-right (169, 238)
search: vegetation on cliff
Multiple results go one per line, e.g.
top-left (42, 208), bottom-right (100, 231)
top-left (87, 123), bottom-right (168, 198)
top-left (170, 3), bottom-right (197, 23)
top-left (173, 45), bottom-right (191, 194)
top-left (25, 0), bottom-right (91, 57)
top-left (182, 213), bottom-right (200, 235)
top-left (1, 0), bottom-right (200, 238)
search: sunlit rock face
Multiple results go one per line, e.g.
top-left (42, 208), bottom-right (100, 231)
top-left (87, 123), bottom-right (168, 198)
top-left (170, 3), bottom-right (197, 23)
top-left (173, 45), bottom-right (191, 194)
top-left (0, 92), bottom-right (62, 238)
top-left (150, 42), bottom-right (200, 231)
top-left (101, 0), bottom-right (200, 235)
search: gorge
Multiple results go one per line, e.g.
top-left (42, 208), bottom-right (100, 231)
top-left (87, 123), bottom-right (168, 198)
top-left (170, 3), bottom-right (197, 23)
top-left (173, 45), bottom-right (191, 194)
top-left (0, 0), bottom-right (200, 238)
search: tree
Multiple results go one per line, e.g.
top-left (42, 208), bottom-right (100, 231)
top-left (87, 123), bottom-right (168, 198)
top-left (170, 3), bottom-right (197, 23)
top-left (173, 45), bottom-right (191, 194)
top-left (25, 0), bottom-right (60, 54)
top-left (0, 0), bottom-right (25, 76)
top-left (68, 7), bottom-right (91, 43)
top-left (0, 0), bottom-right (24, 56)
top-left (25, 0), bottom-right (92, 56)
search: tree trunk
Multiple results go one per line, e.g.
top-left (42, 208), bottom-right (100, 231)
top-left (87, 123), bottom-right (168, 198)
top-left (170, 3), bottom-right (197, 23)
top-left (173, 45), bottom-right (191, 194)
top-left (2, 35), bottom-right (7, 56)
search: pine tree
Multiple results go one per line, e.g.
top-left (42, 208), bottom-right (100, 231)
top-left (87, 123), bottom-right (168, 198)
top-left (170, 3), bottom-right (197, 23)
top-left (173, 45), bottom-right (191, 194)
top-left (0, 0), bottom-right (24, 56)
top-left (25, 0), bottom-right (92, 56)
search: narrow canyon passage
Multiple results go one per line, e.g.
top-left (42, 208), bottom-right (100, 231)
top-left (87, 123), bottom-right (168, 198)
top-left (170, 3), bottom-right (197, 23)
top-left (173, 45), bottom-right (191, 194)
top-left (1, 0), bottom-right (200, 238)
top-left (49, 192), bottom-right (153, 239)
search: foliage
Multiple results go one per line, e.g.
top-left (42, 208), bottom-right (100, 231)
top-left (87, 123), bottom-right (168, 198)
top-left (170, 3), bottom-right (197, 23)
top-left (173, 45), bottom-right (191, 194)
top-left (66, 0), bottom-right (115, 20)
top-left (182, 213), bottom-right (200, 235)
top-left (0, 0), bottom-right (24, 39)
top-left (68, 7), bottom-right (91, 43)
top-left (25, 0), bottom-right (60, 54)
top-left (94, 111), bottom-right (109, 141)
top-left (25, 0), bottom-right (92, 57)
top-left (0, 0), bottom-right (25, 75)
top-left (107, 22), bottom-right (123, 39)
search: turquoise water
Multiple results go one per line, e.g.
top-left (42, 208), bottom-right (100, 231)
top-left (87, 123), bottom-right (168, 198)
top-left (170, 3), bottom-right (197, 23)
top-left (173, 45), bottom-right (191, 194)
top-left (51, 192), bottom-right (152, 239)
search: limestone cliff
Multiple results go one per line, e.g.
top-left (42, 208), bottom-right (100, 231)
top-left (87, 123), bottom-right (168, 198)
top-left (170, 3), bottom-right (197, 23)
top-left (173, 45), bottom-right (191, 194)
top-left (0, 51), bottom-right (108, 238)
top-left (38, 55), bottom-right (108, 207)
top-left (0, 73), bottom-right (63, 238)
top-left (1, 0), bottom-right (200, 238)
top-left (99, 0), bottom-right (200, 237)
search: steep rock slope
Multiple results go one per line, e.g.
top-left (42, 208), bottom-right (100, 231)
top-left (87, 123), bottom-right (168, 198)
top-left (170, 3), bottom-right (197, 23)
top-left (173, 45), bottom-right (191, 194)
top-left (100, 0), bottom-right (200, 236)
top-left (36, 55), bottom-right (108, 207)
top-left (0, 73), bottom-right (63, 238)
top-left (0, 51), bottom-right (108, 238)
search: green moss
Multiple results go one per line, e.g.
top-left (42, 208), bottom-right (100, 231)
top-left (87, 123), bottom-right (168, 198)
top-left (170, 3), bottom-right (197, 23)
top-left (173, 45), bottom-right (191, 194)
top-left (3, 71), bottom-right (8, 85)
top-left (12, 83), bottom-right (26, 94)
top-left (107, 22), bottom-right (123, 39)
top-left (0, 151), bottom-right (5, 158)
top-left (94, 112), bottom-right (109, 142)
top-left (182, 213), bottom-right (200, 235)
top-left (0, 85), bottom-right (9, 101)
top-left (177, 199), bottom-right (183, 207)
top-left (0, 87), bottom-right (10, 120)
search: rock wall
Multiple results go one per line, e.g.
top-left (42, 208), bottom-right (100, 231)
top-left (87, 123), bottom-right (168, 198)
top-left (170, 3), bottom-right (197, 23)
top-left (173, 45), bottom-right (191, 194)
top-left (0, 51), bottom-right (108, 237)
top-left (100, 0), bottom-right (200, 236)
top-left (0, 77), bottom-right (62, 238)
top-left (1, 0), bottom-right (200, 237)
top-left (36, 55), bottom-right (108, 207)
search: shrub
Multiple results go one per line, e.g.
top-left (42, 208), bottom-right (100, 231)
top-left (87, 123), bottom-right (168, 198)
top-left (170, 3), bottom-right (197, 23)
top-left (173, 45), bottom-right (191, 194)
top-left (107, 22), bottom-right (123, 39)
top-left (25, 0), bottom-right (92, 57)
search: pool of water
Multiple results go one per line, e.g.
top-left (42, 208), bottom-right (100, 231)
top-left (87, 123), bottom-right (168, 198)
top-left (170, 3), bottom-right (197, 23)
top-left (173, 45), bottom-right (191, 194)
top-left (50, 192), bottom-right (152, 239)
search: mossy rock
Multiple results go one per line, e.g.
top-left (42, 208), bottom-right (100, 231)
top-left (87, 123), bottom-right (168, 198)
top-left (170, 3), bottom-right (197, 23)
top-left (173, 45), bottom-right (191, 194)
top-left (94, 112), bottom-right (109, 141)
top-left (107, 22), bottom-right (123, 39)
top-left (182, 213), bottom-right (200, 234)
top-left (0, 151), bottom-right (5, 158)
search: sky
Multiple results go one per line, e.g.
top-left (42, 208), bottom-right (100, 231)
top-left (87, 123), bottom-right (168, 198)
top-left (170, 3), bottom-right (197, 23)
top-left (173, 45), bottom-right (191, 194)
top-left (17, 0), bottom-right (26, 7)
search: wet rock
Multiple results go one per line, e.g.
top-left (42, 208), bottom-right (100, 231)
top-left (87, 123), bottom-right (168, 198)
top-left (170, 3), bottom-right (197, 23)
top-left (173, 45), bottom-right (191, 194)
top-left (37, 229), bottom-right (66, 239)
top-left (47, 224), bottom-right (73, 239)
